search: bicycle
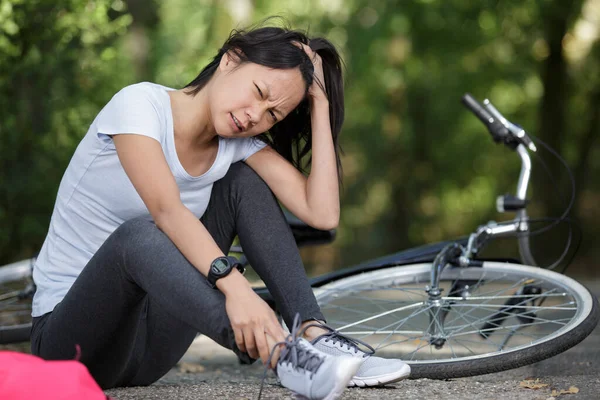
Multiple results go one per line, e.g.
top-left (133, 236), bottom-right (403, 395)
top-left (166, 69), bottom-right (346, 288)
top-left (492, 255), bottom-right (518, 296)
top-left (1, 94), bottom-right (598, 380)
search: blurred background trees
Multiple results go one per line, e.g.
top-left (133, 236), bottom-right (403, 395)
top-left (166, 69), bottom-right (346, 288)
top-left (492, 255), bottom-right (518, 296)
top-left (1, 0), bottom-right (598, 277)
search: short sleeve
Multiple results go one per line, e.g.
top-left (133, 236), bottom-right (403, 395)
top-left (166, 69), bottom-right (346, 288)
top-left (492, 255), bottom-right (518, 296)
top-left (96, 84), bottom-right (163, 145)
top-left (239, 138), bottom-right (268, 161)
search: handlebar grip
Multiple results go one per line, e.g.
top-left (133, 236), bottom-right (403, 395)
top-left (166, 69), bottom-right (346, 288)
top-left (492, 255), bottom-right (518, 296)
top-left (461, 93), bottom-right (494, 127)
top-left (461, 93), bottom-right (509, 144)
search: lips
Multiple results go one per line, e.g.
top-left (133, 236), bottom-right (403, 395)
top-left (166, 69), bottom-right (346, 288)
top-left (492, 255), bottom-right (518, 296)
top-left (230, 113), bottom-right (243, 132)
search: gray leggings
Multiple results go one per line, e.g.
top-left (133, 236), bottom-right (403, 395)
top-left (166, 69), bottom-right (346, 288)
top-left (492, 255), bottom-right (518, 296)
top-left (30, 162), bottom-right (324, 389)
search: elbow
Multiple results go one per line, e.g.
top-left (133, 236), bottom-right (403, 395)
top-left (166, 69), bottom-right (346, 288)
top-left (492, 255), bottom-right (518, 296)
top-left (152, 203), bottom-right (185, 231)
top-left (312, 213), bottom-right (339, 231)
top-left (153, 209), bottom-right (172, 232)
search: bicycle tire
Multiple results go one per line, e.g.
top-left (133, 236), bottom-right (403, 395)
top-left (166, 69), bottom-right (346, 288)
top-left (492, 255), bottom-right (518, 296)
top-left (313, 261), bottom-right (599, 379)
top-left (0, 260), bottom-right (34, 344)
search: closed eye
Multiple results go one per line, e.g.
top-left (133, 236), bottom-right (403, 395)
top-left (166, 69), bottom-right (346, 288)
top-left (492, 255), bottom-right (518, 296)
top-left (254, 83), bottom-right (263, 98)
top-left (269, 110), bottom-right (277, 122)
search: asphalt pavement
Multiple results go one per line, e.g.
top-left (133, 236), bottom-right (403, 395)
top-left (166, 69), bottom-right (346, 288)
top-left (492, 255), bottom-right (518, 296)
top-left (105, 279), bottom-right (600, 400)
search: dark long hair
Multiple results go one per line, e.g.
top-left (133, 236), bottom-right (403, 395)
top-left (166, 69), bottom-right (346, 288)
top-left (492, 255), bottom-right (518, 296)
top-left (184, 20), bottom-right (345, 183)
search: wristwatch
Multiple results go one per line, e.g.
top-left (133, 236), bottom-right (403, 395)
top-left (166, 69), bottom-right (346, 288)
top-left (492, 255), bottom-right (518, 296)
top-left (207, 256), bottom-right (245, 288)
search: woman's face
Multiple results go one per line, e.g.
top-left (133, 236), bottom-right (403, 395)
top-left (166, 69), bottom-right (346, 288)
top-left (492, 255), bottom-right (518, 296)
top-left (209, 54), bottom-right (307, 138)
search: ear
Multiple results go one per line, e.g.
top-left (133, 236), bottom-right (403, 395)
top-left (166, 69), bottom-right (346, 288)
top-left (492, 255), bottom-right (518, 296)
top-left (218, 50), bottom-right (242, 73)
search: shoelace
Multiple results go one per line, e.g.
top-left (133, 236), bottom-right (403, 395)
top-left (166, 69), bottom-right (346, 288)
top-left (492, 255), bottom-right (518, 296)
top-left (309, 321), bottom-right (375, 357)
top-left (258, 313), bottom-right (325, 400)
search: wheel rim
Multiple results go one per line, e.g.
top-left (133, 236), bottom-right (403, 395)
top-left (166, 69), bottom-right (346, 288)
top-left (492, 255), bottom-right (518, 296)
top-left (314, 262), bottom-right (593, 365)
top-left (0, 260), bottom-right (34, 331)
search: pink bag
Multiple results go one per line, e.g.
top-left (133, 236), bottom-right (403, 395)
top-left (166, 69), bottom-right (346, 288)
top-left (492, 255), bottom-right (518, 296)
top-left (0, 349), bottom-right (113, 399)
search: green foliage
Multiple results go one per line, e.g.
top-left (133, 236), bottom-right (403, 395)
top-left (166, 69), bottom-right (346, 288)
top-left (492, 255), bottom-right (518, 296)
top-left (0, 0), bottom-right (132, 262)
top-left (1, 0), bottom-right (598, 271)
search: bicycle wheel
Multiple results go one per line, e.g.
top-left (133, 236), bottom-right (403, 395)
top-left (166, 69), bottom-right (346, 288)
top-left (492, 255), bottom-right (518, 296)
top-left (0, 259), bottom-right (34, 344)
top-left (314, 261), bottom-right (599, 379)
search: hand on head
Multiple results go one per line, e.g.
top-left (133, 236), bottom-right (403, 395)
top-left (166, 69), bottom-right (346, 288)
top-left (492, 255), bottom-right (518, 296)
top-left (294, 41), bottom-right (327, 102)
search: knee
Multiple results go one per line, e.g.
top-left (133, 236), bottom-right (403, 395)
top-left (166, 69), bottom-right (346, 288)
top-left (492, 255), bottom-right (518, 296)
top-left (110, 216), bottom-right (164, 250)
top-left (225, 162), bottom-right (267, 186)
top-left (218, 162), bottom-right (273, 198)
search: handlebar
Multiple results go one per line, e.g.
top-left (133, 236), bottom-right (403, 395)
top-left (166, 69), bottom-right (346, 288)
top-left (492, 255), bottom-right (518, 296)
top-left (461, 94), bottom-right (537, 152)
top-left (459, 94), bottom-right (537, 266)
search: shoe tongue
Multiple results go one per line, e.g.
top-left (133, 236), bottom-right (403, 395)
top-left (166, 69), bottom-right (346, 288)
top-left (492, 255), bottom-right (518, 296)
top-left (297, 337), bottom-right (313, 349)
top-left (314, 328), bottom-right (375, 356)
top-left (317, 332), bottom-right (357, 351)
top-left (293, 338), bottom-right (324, 372)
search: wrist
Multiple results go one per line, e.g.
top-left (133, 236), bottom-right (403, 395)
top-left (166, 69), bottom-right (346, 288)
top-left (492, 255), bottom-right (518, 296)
top-left (310, 94), bottom-right (329, 109)
top-left (207, 255), bottom-right (245, 289)
top-left (216, 269), bottom-right (251, 296)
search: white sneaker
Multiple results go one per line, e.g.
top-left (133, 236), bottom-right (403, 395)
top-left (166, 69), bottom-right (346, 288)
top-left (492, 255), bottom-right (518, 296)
top-left (259, 314), bottom-right (363, 400)
top-left (277, 337), bottom-right (363, 399)
top-left (310, 324), bottom-right (411, 387)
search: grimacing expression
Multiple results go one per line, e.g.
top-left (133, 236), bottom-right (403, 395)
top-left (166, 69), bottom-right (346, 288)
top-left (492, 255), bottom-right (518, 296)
top-left (210, 54), bottom-right (307, 138)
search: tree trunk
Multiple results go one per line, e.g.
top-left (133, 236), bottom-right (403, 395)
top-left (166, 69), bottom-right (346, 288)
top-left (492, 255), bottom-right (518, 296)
top-left (124, 0), bottom-right (160, 82)
top-left (535, 1), bottom-right (584, 216)
top-left (573, 87), bottom-right (600, 216)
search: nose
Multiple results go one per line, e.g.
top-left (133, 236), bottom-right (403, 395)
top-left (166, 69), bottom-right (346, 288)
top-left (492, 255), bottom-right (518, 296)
top-left (246, 103), bottom-right (269, 126)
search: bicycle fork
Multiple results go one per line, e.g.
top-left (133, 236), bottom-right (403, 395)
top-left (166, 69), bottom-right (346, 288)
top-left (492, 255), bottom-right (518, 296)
top-left (425, 244), bottom-right (542, 349)
top-left (426, 243), bottom-right (463, 349)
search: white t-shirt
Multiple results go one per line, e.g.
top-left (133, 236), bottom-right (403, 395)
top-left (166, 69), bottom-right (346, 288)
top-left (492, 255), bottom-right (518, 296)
top-left (32, 82), bottom-right (267, 317)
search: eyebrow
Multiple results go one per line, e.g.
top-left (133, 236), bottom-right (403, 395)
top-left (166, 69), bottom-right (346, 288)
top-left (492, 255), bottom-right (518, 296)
top-left (261, 81), bottom-right (284, 119)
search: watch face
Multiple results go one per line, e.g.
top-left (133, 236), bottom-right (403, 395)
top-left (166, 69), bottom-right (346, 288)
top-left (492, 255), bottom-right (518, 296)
top-left (212, 258), bottom-right (229, 274)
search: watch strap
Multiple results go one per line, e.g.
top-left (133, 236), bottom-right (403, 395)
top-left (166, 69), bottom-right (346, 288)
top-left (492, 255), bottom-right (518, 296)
top-left (207, 256), bottom-right (244, 289)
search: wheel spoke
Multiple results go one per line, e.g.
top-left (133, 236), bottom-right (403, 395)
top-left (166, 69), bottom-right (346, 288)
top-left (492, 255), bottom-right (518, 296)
top-left (0, 268), bottom-right (33, 341)
top-left (450, 317), bottom-right (573, 338)
top-left (335, 302), bottom-right (423, 331)
top-left (447, 305), bottom-right (572, 335)
top-left (0, 291), bottom-right (21, 301)
top-left (372, 304), bottom-right (435, 351)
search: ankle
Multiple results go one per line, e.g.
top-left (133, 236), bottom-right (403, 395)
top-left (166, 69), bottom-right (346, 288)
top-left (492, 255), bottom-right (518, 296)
top-left (300, 320), bottom-right (328, 341)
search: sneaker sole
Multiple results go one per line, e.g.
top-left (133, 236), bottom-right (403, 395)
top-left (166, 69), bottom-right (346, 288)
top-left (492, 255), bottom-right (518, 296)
top-left (349, 363), bottom-right (411, 387)
top-left (322, 356), bottom-right (364, 400)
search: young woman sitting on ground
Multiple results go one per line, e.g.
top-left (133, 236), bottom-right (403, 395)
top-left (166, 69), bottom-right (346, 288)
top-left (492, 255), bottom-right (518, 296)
top-left (30, 21), bottom-right (410, 400)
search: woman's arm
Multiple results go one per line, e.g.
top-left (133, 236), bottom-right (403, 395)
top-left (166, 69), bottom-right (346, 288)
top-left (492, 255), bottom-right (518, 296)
top-left (112, 134), bottom-right (285, 364)
top-left (245, 46), bottom-right (339, 230)
top-left (245, 102), bottom-right (338, 230)
top-left (112, 134), bottom-right (225, 276)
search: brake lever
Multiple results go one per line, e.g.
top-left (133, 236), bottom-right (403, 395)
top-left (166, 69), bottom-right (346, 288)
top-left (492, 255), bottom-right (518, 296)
top-left (483, 99), bottom-right (537, 152)
top-left (509, 122), bottom-right (537, 152)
